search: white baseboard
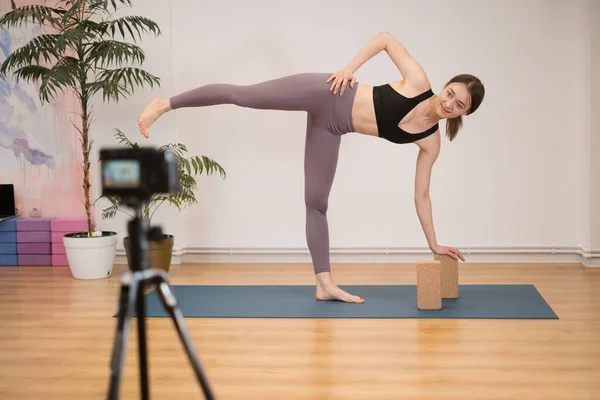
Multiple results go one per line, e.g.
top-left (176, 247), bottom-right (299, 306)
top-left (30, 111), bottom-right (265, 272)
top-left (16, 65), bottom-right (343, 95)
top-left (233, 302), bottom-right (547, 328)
top-left (580, 246), bottom-right (600, 267)
top-left (583, 255), bottom-right (600, 267)
top-left (114, 249), bottom-right (183, 265)
top-left (113, 245), bottom-right (600, 267)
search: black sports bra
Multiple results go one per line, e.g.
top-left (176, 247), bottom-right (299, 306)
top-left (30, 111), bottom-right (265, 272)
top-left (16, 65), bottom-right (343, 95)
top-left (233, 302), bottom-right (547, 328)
top-left (372, 84), bottom-right (439, 144)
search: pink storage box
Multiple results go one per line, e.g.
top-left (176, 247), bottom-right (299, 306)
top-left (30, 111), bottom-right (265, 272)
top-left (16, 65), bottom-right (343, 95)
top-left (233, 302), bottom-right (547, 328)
top-left (52, 242), bottom-right (65, 255)
top-left (17, 242), bottom-right (52, 254)
top-left (52, 231), bottom-right (73, 243)
top-left (17, 231), bottom-right (51, 243)
top-left (16, 218), bottom-right (54, 232)
top-left (18, 254), bottom-right (52, 266)
top-left (52, 254), bottom-right (69, 266)
top-left (51, 218), bottom-right (88, 232)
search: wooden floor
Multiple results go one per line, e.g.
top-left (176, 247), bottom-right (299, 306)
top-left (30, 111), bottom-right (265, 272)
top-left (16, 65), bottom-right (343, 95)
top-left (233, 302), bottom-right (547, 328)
top-left (0, 262), bottom-right (599, 400)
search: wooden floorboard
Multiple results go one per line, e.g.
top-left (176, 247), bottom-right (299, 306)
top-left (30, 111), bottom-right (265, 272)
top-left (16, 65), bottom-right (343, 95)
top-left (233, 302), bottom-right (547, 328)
top-left (0, 262), bottom-right (598, 399)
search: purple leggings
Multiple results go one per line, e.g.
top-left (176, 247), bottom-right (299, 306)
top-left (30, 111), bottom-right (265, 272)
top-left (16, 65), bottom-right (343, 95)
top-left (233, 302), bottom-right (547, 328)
top-left (170, 73), bottom-right (358, 274)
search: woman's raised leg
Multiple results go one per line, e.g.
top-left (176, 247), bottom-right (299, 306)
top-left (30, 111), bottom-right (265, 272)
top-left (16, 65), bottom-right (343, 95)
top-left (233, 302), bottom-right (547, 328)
top-left (138, 73), bottom-right (331, 138)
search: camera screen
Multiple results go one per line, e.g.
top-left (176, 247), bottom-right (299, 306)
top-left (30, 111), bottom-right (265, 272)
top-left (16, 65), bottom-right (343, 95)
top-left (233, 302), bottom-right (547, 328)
top-left (102, 159), bottom-right (140, 188)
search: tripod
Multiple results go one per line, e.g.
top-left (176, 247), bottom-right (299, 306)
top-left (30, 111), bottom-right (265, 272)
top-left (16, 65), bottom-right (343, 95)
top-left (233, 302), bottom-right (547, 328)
top-left (106, 199), bottom-right (216, 400)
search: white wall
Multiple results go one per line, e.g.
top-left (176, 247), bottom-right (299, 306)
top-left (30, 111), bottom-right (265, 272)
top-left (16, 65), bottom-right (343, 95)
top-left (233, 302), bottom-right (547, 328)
top-left (87, 0), bottom-right (596, 264)
top-left (590, 0), bottom-right (600, 265)
top-left (88, 1), bottom-right (182, 248)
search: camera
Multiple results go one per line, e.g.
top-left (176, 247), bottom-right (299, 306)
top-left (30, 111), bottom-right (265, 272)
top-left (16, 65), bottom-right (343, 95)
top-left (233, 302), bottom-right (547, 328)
top-left (100, 147), bottom-right (180, 203)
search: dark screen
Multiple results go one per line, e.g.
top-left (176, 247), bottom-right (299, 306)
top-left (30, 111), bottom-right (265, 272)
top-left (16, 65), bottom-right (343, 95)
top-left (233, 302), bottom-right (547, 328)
top-left (0, 184), bottom-right (16, 217)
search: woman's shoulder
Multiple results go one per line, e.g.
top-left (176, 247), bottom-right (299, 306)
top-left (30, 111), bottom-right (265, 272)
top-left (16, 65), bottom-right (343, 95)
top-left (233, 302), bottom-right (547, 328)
top-left (387, 78), bottom-right (432, 97)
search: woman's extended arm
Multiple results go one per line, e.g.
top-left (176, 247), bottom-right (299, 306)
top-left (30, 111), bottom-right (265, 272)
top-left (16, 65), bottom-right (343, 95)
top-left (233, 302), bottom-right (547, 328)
top-left (414, 146), bottom-right (439, 250)
top-left (348, 31), bottom-right (425, 79)
top-left (414, 137), bottom-right (465, 261)
top-left (344, 31), bottom-right (390, 74)
top-left (328, 31), bottom-right (428, 95)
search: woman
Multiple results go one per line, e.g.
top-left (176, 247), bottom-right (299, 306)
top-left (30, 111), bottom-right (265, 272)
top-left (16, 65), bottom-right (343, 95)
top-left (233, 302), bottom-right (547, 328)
top-left (138, 31), bottom-right (485, 304)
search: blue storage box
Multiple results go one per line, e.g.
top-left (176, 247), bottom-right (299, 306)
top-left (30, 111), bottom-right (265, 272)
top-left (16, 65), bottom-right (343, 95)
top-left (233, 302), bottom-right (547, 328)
top-left (1, 226), bottom-right (19, 265)
top-left (0, 217), bottom-right (21, 232)
top-left (0, 242), bottom-right (17, 254)
top-left (0, 231), bottom-right (17, 243)
top-left (0, 254), bottom-right (18, 266)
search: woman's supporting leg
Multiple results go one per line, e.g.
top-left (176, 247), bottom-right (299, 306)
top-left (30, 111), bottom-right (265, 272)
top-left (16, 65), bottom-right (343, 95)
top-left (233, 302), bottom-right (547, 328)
top-left (304, 114), bottom-right (364, 303)
top-left (304, 113), bottom-right (338, 275)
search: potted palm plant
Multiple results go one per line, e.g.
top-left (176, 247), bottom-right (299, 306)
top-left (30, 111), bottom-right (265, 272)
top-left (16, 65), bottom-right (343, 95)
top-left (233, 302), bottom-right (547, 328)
top-left (100, 129), bottom-right (226, 273)
top-left (0, 1), bottom-right (161, 279)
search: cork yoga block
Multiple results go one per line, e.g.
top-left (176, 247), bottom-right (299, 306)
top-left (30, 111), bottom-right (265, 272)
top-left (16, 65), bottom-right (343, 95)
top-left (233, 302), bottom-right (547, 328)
top-left (416, 260), bottom-right (442, 310)
top-left (435, 254), bottom-right (459, 299)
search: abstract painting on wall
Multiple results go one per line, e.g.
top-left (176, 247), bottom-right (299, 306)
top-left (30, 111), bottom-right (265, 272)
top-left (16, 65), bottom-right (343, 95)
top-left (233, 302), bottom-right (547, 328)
top-left (0, 8), bottom-right (86, 219)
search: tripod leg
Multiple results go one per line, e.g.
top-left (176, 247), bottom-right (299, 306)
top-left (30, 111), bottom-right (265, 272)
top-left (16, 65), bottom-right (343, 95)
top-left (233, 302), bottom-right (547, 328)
top-left (136, 275), bottom-right (150, 400)
top-left (107, 274), bottom-right (139, 400)
top-left (157, 281), bottom-right (217, 400)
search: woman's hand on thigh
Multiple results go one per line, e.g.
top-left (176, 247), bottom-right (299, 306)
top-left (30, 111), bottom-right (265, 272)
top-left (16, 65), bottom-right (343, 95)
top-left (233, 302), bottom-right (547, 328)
top-left (326, 68), bottom-right (356, 96)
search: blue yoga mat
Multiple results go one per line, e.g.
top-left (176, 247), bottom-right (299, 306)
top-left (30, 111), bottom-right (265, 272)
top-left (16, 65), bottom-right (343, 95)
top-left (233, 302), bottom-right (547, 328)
top-left (132, 284), bottom-right (557, 319)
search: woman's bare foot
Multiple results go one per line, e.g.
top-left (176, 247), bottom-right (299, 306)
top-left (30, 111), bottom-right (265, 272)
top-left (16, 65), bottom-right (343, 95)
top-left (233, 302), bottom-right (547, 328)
top-left (138, 98), bottom-right (171, 138)
top-left (316, 285), bottom-right (365, 303)
top-left (315, 272), bottom-right (364, 303)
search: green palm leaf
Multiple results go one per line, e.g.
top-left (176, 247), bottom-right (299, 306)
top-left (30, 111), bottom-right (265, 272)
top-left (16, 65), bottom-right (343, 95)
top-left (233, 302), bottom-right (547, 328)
top-left (104, 0), bottom-right (134, 9)
top-left (113, 128), bottom-right (139, 148)
top-left (86, 67), bottom-right (160, 102)
top-left (0, 5), bottom-right (64, 30)
top-left (38, 57), bottom-right (80, 103)
top-left (87, 40), bottom-right (147, 68)
top-left (101, 203), bottom-right (119, 219)
top-left (10, 65), bottom-right (50, 85)
top-left (100, 16), bottom-right (161, 42)
top-left (0, 34), bottom-right (60, 76)
top-left (55, 27), bottom-right (97, 53)
top-left (78, 0), bottom-right (136, 22)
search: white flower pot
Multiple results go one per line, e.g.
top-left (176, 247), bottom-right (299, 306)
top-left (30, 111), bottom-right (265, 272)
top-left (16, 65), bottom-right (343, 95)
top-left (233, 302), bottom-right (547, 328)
top-left (63, 231), bottom-right (118, 280)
